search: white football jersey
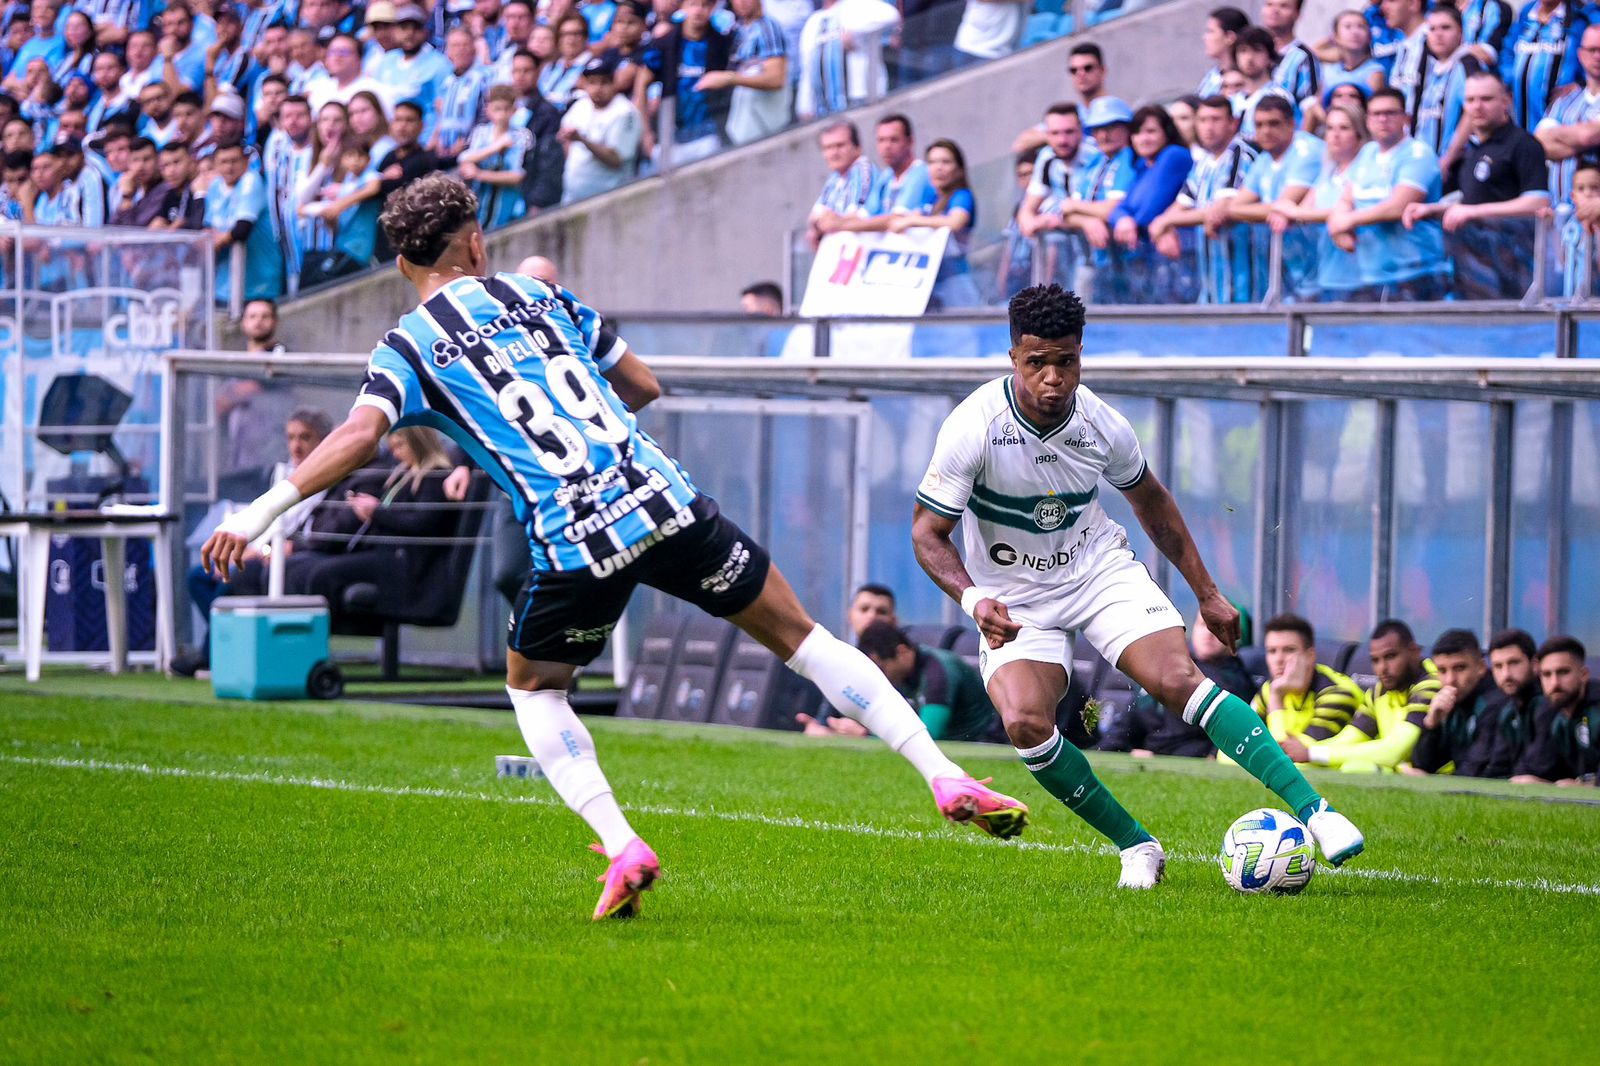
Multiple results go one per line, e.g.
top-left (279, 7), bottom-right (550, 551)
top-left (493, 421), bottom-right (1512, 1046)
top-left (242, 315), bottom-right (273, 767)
top-left (916, 377), bottom-right (1149, 606)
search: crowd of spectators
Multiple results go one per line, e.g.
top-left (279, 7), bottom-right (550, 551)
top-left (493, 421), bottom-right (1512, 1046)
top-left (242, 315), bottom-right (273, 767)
top-left (0, 0), bottom-right (1093, 302)
top-left (805, 0), bottom-right (1600, 308)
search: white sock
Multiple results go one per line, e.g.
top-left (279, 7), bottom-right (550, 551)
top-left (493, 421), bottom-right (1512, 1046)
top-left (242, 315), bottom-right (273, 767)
top-left (785, 624), bottom-right (964, 785)
top-left (507, 686), bottom-right (638, 855)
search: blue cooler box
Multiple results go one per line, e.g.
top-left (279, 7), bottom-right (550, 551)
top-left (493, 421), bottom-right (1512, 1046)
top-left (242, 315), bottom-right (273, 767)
top-left (211, 596), bottom-right (332, 700)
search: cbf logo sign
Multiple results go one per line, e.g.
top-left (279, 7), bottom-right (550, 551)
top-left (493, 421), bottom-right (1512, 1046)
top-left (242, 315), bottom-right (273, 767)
top-left (46, 287), bottom-right (188, 358)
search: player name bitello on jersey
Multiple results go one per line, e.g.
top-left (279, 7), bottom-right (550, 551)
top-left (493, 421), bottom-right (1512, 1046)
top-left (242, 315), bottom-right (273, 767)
top-left (916, 378), bottom-right (1150, 601)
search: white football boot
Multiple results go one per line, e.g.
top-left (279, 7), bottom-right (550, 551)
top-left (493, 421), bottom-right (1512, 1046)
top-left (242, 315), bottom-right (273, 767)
top-left (1117, 839), bottom-right (1167, 889)
top-left (1305, 800), bottom-right (1365, 867)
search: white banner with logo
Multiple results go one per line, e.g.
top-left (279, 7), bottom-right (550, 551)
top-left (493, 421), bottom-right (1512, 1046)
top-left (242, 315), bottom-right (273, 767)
top-left (800, 229), bottom-right (947, 319)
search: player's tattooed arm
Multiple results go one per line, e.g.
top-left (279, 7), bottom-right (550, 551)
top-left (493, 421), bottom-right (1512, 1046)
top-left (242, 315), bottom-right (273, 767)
top-left (911, 504), bottom-right (971, 602)
top-left (1121, 470), bottom-right (1241, 650)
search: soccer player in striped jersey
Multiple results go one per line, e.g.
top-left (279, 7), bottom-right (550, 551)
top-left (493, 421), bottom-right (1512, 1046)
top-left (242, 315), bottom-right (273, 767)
top-left (430, 27), bottom-right (488, 162)
top-left (1282, 619), bottom-right (1441, 772)
top-left (1501, 0), bottom-right (1595, 130)
top-left (1249, 614), bottom-right (1364, 749)
top-left (1149, 95), bottom-right (1258, 304)
top-left (1417, 5), bottom-right (1485, 164)
top-left (912, 284), bottom-right (1365, 888)
top-left (203, 174), bottom-right (1029, 921)
top-left (1536, 23), bottom-right (1600, 203)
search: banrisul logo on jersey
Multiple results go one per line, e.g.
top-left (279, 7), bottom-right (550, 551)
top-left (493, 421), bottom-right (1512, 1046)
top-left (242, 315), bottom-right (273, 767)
top-left (1033, 497), bottom-right (1069, 530)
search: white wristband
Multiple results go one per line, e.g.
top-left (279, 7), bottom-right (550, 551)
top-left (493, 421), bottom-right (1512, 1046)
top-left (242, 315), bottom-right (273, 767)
top-left (1308, 747), bottom-right (1332, 766)
top-left (960, 586), bottom-right (989, 619)
top-left (216, 480), bottom-right (303, 544)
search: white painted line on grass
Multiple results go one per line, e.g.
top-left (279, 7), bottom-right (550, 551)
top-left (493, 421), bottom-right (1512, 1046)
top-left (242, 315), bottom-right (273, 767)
top-left (7, 753), bottom-right (1600, 897)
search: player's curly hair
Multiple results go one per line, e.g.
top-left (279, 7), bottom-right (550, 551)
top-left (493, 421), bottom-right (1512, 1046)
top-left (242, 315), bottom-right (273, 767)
top-left (379, 173), bottom-right (481, 267)
top-left (1007, 284), bottom-right (1086, 346)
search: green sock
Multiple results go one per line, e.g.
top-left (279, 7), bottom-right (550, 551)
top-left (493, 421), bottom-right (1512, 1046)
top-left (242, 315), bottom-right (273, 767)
top-left (1016, 730), bottom-right (1152, 850)
top-left (1189, 680), bottom-right (1321, 814)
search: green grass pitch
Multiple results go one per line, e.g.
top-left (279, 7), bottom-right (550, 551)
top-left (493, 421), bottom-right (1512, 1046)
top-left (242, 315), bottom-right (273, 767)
top-left (3, 675), bottom-right (1599, 1063)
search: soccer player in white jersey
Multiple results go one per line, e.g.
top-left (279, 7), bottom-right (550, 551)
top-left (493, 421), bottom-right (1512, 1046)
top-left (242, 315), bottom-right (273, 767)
top-left (203, 174), bottom-right (1029, 921)
top-left (912, 284), bottom-right (1365, 888)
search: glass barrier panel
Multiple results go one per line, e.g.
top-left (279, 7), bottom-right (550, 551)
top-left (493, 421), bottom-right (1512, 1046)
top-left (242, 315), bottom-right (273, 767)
top-left (1281, 399), bottom-right (1377, 637)
top-left (1445, 215), bottom-right (1540, 302)
top-left (5, 226), bottom-right (211, 513)
top-left (1508, 399), bottom-right (1555, 635)
top-left (1565, 400), bottom-right (1600, 640)
top-left (1392, 400), bottom-right (1490, 635)
top-left (1302, 318), bottom-right (1556, 358)
top-left (1160, 399), bottom-right (1261, 625)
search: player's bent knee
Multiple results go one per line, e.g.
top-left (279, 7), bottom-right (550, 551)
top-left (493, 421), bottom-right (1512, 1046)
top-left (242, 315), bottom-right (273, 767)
top-left (999, 706), bottom-right (1056, 749)
top-left (1152, 660), bottom-right (1207, 710)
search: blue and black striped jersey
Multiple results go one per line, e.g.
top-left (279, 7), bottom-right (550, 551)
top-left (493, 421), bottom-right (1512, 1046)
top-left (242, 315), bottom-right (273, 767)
top-left (1501, 0), bottom-right (1595, 130)
top-left (355, 273), bottom-right (700, 574)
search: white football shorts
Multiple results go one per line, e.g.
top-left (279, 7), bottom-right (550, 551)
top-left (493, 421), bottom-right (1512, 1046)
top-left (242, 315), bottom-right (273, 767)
top-left (975, 543), bottom-right (1182, 685)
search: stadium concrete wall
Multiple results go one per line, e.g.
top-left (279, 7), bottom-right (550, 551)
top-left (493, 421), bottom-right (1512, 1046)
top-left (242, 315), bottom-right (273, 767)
top-left (274, 0), bottom-right (1213, 350)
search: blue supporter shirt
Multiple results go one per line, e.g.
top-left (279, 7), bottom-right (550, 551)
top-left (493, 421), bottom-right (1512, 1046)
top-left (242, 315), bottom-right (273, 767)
top-left (1462, 0), bottom-right (1516, 57)
top-left (353, 273), bottom-right (701, 573)
top-left (1538, 86), bottom-right (1600, 201)
top-left (1273, 41), bottom-right (1322, 103)
top-left (813, 156), bottom-right (874, 215)
top-left (1348, 136), bottom-right (1446, 284)
top-left (865, 160), bottom-right (932, 215)
top-left (1080, 145), bottom-right (1136, 202)
top-left (205, 170), bottom-right (284, 301)
top-left (1311, 158), bottom-right (1363, 292)
top-left (370, 45), bottom-right (453, 136)
top-left (1243, 131), bottom-right (1326, 202)
top-left (466, 122), bottom-right (534, 230)
top-left (1364, 2), bottom-right (1406, 71)
top-left (673, 37), bottom-right (716, 141)
top-left (1501, 0), bottom-right (1595, 129)
top-left (435, 67), bottom-right (488, 154)
top-left (1417, 54), bottom-right (1480, 157)
top-left (1319, 58), bottom-right (1385, 93)
top-left (1028, 142), bottom-right (1103, 207)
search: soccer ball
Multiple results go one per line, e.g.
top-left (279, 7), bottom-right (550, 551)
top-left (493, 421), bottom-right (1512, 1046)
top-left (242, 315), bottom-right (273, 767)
top-left (1219, 808), bottom-right (1316, 895)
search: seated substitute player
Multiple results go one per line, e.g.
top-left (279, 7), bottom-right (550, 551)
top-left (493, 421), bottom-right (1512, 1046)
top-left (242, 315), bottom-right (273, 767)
top-left (856, 620), bottom-right (1001, 742)
top-left (1250, 612), bottom-right (1364, 749)
top-left (1281, 618), bottom-right (1440, 772)
top-left (1406, 628), bottom-right (1508, 777)
top-left (202, 174), bottom-right (1028, 922)
top-left (910, 284), bottom-right (1364, 889)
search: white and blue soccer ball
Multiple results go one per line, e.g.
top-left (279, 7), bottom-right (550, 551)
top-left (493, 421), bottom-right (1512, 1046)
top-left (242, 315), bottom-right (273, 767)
top-left (1219, 808), bottom-right (1316, 895)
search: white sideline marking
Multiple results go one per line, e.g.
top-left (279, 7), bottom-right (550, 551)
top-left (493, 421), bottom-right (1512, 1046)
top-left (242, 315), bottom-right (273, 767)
top-left (7, 753), bottom-right (1600, 897)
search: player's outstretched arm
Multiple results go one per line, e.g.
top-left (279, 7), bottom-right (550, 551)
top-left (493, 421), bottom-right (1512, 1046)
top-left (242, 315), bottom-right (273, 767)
top-left (601, 351), bottom-right (661, 411)
top-left (1120, 471), bottom-right (1239, 651)
top-left (201, 405), bottom-right (390, 580)
top-left (912, 504), bottom-right (1020, 649)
